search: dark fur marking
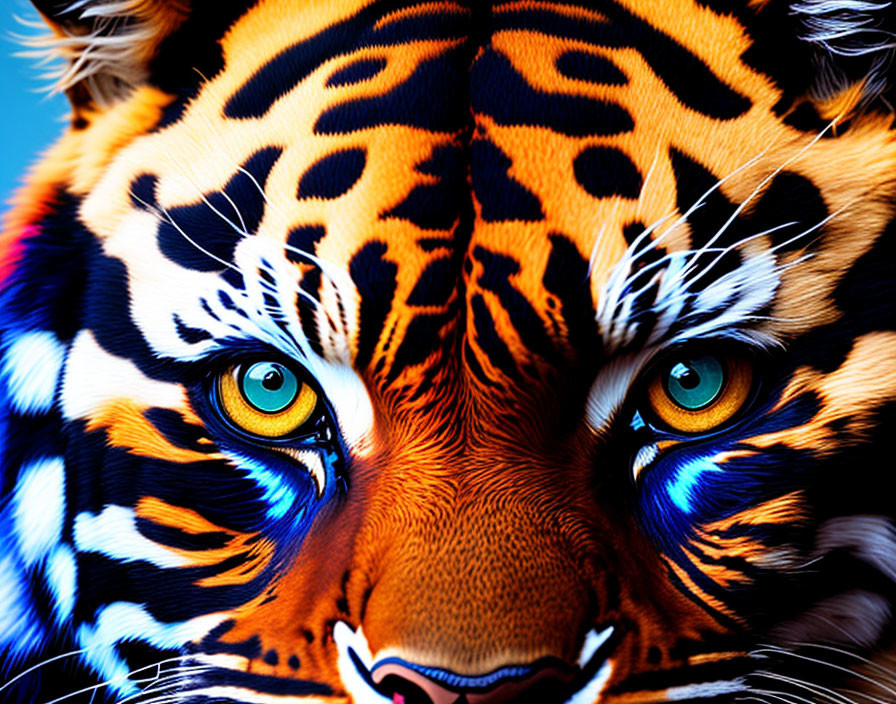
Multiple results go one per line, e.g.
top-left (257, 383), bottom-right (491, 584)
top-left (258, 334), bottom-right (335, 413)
top-left (747, 171), bottom-right (828, 254)
top-left (555, 49), bottom-right (628, 85)
top-left (74, 551), bottom-right (265, 624)
top-left (297, 266), bottom-right (324, 358)
top-left (1, 190), bottom-right (91, 340)
top-left (326, 56), bottom-right (388, 87)
top-left (542, 234), bottom-right (599, 359)
top-left (297, 148), bottom-right (367, 200)
top-left (474, 246), bottom-right (558, 364)
top-left (145, 407), bottom-right (213, 454)
top-left (315, 45), bottom-right (470, 135)
top-left (85, 252), bottom-right (192, 382)
top-left (0, 413), bottom-right (64, 498)
top-left (574, 145), bottom-right (642, 199)
top-left (418, 237), bottom-right (456, 251)
top-left (129, 174), bottom-right (158, 210)
top-left (199, 667), bottom-right (332, 695)
top-left (174, 314), bottom-right (213, 344)
top-left (471, 139), bottom-right (544, 222)
top-left (385, 312), bottom-right (453, 385)
top-left (791, 215), bottom-right (896, 373)
top-left (151, 3), bottom-right (257, 106)
top-left (136, 518), bottom-right (231, 551)
top-left (471, 47), bottom-right (634, 137)
top-left (384, 144), bottom-right (466, 230)
top-left (464, 338), bottom-right (500, 387)
top-left (157, 147), bottom-right (282, 272)
top-left (406, 257), bottom-right (457, 307)
top-left (668, 147), bottom-right (743, 290)
top-left (350, 242), bottom-right (398, 370)
top-left (198, 620), bottom-right (264, 660)
top-left (470, 293), bottom-right (521, 382)
top-left (287, 225), bottom-right (327, 260)
top-left (225, 3), bottom-right (466, 119)
top-left (493, 2), bottom-right (751, 120)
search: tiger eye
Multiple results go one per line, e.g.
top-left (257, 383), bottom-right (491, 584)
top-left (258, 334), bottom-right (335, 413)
top-left (647, 353), bottom-right (753, 434)
top-left (218, 362), bottom-right (318, 438)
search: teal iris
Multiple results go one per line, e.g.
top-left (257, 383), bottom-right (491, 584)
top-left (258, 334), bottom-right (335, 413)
top-left (240, 362), bottom-right (299, 413)
top-left (664, 354), bottom-right (725, 410)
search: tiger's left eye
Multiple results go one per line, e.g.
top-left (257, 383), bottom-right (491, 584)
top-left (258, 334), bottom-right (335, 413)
top-left (645, 351), bottom-right (753, 434)
top-left (217, 361), bottom-right (318, 438)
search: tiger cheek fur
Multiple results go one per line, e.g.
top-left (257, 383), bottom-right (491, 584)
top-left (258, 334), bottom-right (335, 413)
top-left (2, 1), bottom-right (896, 703)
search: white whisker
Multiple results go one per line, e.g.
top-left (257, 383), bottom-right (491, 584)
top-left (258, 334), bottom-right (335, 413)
top-left (0, 648), bottom-right (89, 695)
top-left (755, 648), bottom-right (896, 699)
top-left (754, 669), bottom-right (857, 704)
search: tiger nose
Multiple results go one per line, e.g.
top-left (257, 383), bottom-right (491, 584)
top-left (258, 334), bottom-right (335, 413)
top-left (371, 658), bottom-right (573, 704)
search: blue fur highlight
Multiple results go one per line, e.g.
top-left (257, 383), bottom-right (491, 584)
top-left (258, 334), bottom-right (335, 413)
top-left (666, 455), bottom-right (721, 513)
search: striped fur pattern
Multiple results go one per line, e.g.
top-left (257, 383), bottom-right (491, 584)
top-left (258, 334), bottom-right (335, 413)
top-left (1, 1), bottom-right (896, 702)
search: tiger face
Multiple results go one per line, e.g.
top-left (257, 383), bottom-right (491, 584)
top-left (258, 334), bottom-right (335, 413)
top-left (2, 1), bottom-right (896, 703)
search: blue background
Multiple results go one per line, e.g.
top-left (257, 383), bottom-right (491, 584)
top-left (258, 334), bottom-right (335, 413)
top-left (1, 0), bottom-right (68, 216)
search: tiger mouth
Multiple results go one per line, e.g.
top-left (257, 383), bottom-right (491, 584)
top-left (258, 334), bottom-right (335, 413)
top-left (333, 621), bottom-right (615, 704)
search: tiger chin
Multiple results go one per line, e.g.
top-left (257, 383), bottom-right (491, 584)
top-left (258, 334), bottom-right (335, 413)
top-left (1, 0), bottom-right (896, 703)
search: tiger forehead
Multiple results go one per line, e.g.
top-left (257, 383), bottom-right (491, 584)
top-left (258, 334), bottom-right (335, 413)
top-left (81, 0), bottom-right (893, 385)
top-left (86, 0), bottom-right (777, 249)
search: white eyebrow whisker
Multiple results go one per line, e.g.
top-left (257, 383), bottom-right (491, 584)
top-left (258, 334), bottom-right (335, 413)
top-left (676, 119), bottom-right (837, 285)
top-left (187, 110), bottom-right (351, 291)
top-left (176, 113), bottom-right (356, 345)
top-left (680, 221), bottom-right (797, 292)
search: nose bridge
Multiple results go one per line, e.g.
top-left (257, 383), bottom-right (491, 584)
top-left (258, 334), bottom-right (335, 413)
top-left (357, 440), bottom-right (598, 671)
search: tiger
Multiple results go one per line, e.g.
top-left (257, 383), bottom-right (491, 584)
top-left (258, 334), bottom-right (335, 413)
top-left (1, 0), bottom-right (895, 703)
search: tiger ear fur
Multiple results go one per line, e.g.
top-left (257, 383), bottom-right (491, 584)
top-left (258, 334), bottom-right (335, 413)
top-left (779, 0), bottom-right (896, 115)
top-left (22, 0), bottom-right (189, 110)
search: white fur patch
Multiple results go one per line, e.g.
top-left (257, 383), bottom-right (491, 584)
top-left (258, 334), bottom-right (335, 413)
top-left (61, 329), bottom-right (186, 421)
top-left (74, 504), bottom-right (191, 568)
top-left (13, 457), bottom-right (66, 567)
top-left (334, 622), bottom-right (392, 704)
top-left (584, 351), bottom-right (652, 434)
top-left (0, 553), bottom-right (44, 656)
top-left (577, 626), bottom-right (614, 668)
top-left (663, 679), bottom-right (747, 700)
top-left (169, 687), bottom-right (335, 703)
top-left (2, 330), bottom-right (65, 414)
top-left (565, 661), bottom-right (613, 704)
top-left (45, 543), bottom-right (77, 624)
top-left (78, 602), bottom-right (226, 697)
top-left (98, 212), bottom-right (376, 454)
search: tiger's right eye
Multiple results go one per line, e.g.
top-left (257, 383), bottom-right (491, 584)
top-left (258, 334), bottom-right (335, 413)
top-left (644, 351), bottom-right (754, 435)
top-left (216, 361), bottom-right (318, 438)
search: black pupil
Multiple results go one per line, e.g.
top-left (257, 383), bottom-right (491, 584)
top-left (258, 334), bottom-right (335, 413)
top-left (262, 367), bottom-right (284, 391)
top-left (673, 364), bottom-right (700, 389)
